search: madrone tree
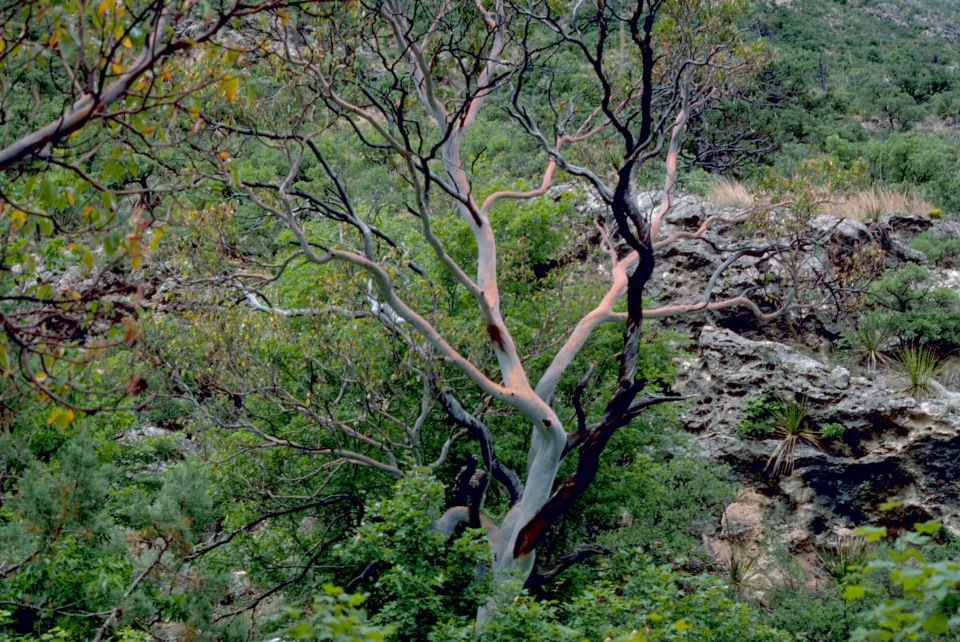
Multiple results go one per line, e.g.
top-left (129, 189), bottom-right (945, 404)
top-left (166, 0), bottom-right (845, 625)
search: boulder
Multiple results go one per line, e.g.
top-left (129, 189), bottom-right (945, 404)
top-left (704, 487), bottom-right (823, 591)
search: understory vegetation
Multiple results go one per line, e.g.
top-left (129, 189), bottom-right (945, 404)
top-left (1, 0), bottom-right (960, 639)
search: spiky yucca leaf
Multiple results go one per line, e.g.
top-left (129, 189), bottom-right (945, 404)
top-left (894, 345), bottom-right (942, 401)
top-left (765, 396), bottom-right (821, 476)
top-left (817, 535), bottom-right (868, 583)
top-left (848, 315), bottom-right (893, 370)
top-left (723, 542), bottom-right (763, 597)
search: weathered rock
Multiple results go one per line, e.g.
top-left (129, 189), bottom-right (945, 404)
top-left (809, 215), bottom-right (873, 247)
top-left (678, 326), bottom-right (960, 555)
top-left (121, 424), bottom-right (176, 440)
top-left (637, 195), bottom-right (913, 346)
top-left (882, 213), bottom-right (960, 269)
top-left (718, 488), bottom-right (769, 543)
top-left (569, 188), bottom-right (960, 579)
top-left (704, 487), bottom-right (825, 591)
top-left (885, 213), bottom-right (934, 239)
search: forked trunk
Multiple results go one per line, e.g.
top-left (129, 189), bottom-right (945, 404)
top-left (475, 417), bottom-right (567, 626)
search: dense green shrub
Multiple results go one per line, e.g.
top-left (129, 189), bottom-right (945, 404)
top-left (908, 231), bottom-right (960, 265)
top-left (826, 134), bottom-right (862, 169)
top-left (763, 587), bottom-right (871, 642)
top-left (0, 425), bottom-right (225, 641)
top-left (763, 516), bottom-right (960, 642)
top-left (847, 518), bottom-right (960, 641)
top-left (276, 587), bottom-right (393, 641)
top-left (333, 475), bottom-right (491, 638)
top-left (303, 473), bottom-right (783, 642)
top-left (431, 585), bottom-right (582, 641)
top-left (432, 552), bottom-right (793, 641)
top-left (540, 383), bottom-right (734, 564)
top-left (867, 264), bottom-right (960, 345)
top-left (735, 393), bottom-right (779, 437)
top-left (589, 450), bottom-right (735, 562)
top-left (862, 133), bottom-right (960, 212)
top-left (564, 553), bottom-right (793, 641)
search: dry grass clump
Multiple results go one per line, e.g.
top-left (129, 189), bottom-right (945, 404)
top-left (708, 177), bottom-right (755, 210)
top-left (825, 187), bottom-right (934, 222)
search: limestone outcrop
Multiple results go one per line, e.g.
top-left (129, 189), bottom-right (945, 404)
top-left (611, 192), bottom-right (960, 578)
top-left (680, 325), bottom-right (960, 578)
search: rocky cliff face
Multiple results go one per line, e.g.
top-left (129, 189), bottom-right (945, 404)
top-left (631, 192), bottom-right (960, 582)
top-left (680, 326), bottom-right (960, 576)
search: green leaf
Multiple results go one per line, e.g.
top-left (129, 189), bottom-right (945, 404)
top-left (921, 611), bottom-right (949, 634)
top-left (47, 407), bottom-right (63, 426)
top-left (672, 618), bottom-right (693, 631)
top-left (104, 231), bottom-right (121, 256)
top-left (37, 216), bottom-right (53, 235)
top-left (40, 178), bottom-right (56, 206)
top-left (855, 525), bottom-right (888, 542)
top-left (287, 623), bottom-right (312, 638)
top-left (902, 532), bottom-right (931, 546)
top-left (101, 190), bottom-right (116, 212)
top-left (889, 548), bottom-right (925, 564)
top-left (103, 161), bottom-right (126, 181)
top-left (221, 75), bottom-right (239, 101)
top-left (842, 585), bottom-right (866, 600)
top-left (59, 31), bottom-right (76, 58)
top-left (913, 520), bottom-right (940, 534)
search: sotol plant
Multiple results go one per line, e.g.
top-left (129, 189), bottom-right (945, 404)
top-left (894, 345), bottom-right (942, 400)
top-left (722, 542), bottom-right (763, 597)
top-left (765, 396), bottom-right (822, 476)
top-left (817, 534), bottom-right (868, 583)
top-left (844, 314), bottom-right (893, 370)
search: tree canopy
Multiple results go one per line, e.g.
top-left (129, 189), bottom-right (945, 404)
top-left (2, 0), bottom-right (960, 639)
